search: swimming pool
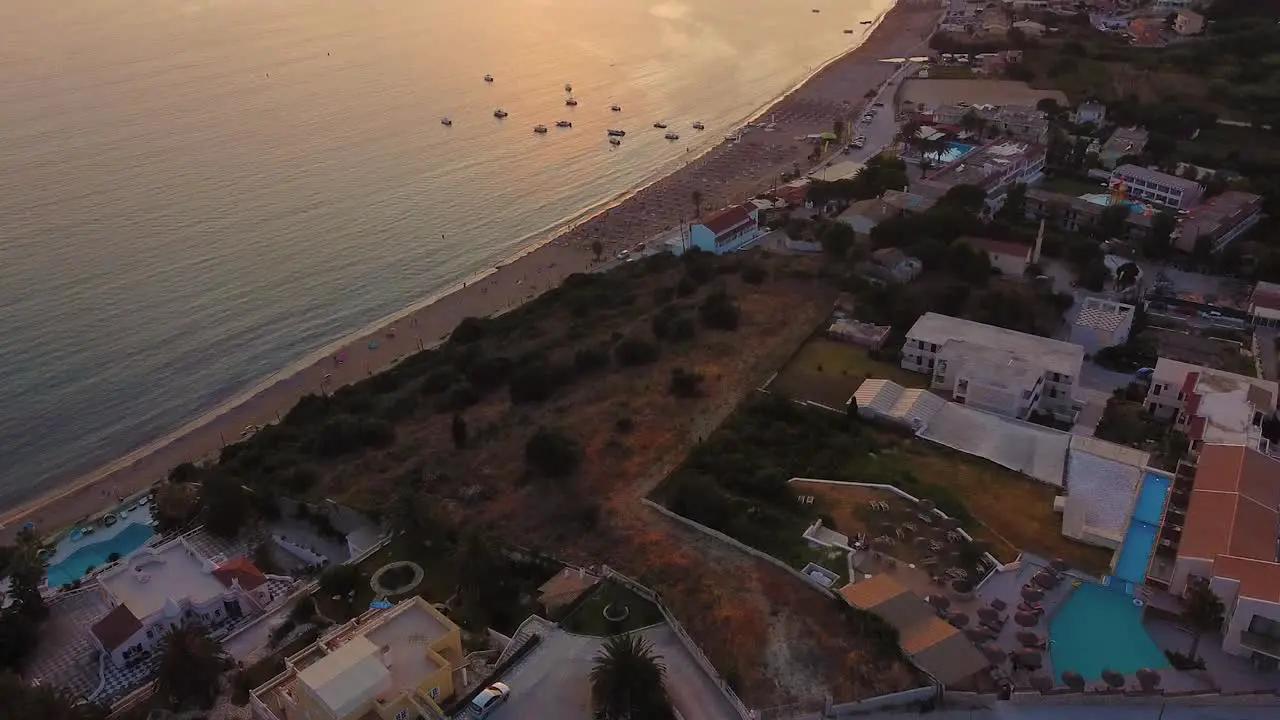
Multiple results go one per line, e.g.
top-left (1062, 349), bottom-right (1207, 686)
top-left (926, 141), bottom-right (975, 165)
top-left (1111, 471), bottom-right (1171, 589)
top-left (1050, 582), bottom-right (1169, 680)
top-left (46, 522), bottom-right (154, 588)
top-left (1079, 192), bottom-right (1157, 216)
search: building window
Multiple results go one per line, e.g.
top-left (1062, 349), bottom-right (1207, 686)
top-left (1152, 384), bottom-right (1161, 396)
top-left (958, 380), bottom-right (969, 393)
top-left (1022, 390), bottom-right (1032, 399)
top-left (1048, 388), bottom-right (1057, 399)
top-left (927, 359), bottom-right (935, 369)
top-left (1248, 615), bottom-right (1280, 641)
top-left (930, 343), bottom-right (938, 352)
top-left (146, 630), bottom-right (153, 639)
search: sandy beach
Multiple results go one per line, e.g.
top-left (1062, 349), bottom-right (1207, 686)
top-left (0, 0), bottom-right (940, 537)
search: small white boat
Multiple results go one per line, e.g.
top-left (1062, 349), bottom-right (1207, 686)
top-left (565, 96), bottom-right (578, 106)
top-left (610, 104), bottom-right (622, 112)
top-left (494, 109), bottom-right (508, 118)
top-left (484, 74), bottom-right (494, 82)
top-left (565, 82), bottom-right (573, 92)
top-left (607, 129), bottom-right (626, 136)
top-left (664, 131), bottom-right (680, 140)
top-left (692, 121), bottom-right (705, 130)
top-left (653, 121), bottom-right (667, 129)
top-left (609, 137), bottom-right (621, 146)
top-left (533, 124), bottom-right (548, 133)
top-left (441, 117), bottom-right (453, 126)
top-left (556, 120), bottom-right (572, 128)
top-left (138, 496), bottom-right (150, 506)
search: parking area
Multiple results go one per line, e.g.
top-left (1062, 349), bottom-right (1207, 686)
top-left (475, 624), bottom-right (741, 720)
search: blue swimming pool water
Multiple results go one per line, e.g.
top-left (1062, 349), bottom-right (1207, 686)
top-left (1133, 472), bottom-right (1171, 525)
top-left (1110, 471), bottom-right (1171, 589)
top-left (927, 141), bottom-right (976, 165)
top-left (46, 522), bottom-right (154, 588)
top-left (1050, 582), bottom-right (1169, 680)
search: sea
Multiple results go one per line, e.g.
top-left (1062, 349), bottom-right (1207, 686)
top-left (0, 0), bottom-right (892, 508)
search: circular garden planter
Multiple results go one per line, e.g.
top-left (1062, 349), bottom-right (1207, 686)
top-left (369, 560), bottom-right (424, 597)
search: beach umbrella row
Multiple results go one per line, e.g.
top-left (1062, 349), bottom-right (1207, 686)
top-left (1014, 611), bottom-right (1039, 628)
top-left (1020, 586), bottom-right (1044, 603)
top-left (1015, 630), bottom-right (1044, 647)
top-left (948, 612), bottom-right (970, 628)
top-left (1028, 673), bottom-right (1053, 692)
top-left (1102, 669), bottom-right (1126, 689)
top-left (1014, 648), bottom-right (1043, 670)
top-left (1061, 671), bottom-right (1086, 692)
top-left (1136, 668), bottom-right (1162, 691)
top-left (976, 606), bottom-right (1000, 623)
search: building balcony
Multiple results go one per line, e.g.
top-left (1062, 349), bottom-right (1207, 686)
top-left (1240, 631), bottom-right (1280, 660)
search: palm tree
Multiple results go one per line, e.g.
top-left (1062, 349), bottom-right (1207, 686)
top-left (154, 624), bottom-right (230, 711)
top-left (1182, 581), bottom-right (1224, 661)
top-left (690, 190), bottom-right (703, 219)
top-left (590, 634), bottom-right (675, 720)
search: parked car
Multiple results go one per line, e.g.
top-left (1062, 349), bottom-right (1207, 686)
top-left (469, 682), bottom-right (511, 718)
top-left (872, 101), bottom-right (885, 107)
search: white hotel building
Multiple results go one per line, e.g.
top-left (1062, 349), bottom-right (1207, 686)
top-left (902, 313), bottom-right (1085, 423)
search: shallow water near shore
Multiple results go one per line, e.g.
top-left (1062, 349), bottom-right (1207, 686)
top-left (0, 0), bottom-right (892, 507)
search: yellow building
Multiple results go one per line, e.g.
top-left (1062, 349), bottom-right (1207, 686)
top-left (252, 597), bottom-right (463, 720)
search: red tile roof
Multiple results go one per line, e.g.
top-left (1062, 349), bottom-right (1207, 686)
top-left (1253, 289), bottom-right (1280, 313)
top-left (699, 205), bottom-right (754, 237)
top-left (92, 604), bottom-right (143, 651)
top-left (213, 557), bottom-right (267, 591)
top-left (1181, 371), bottom-right (1199, 397)
top-left (1180, 445), bottom-right (1280, 600)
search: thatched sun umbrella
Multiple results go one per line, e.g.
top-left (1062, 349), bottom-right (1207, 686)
top-left (1021, 586), bottom-right (1044, 603)
top-left (948, 612), bottom-right (970, 628)
top-left (927, 594), bottom-right (951, 612)
top-left (1028, 673), bottom-right (1053, 693)
top-left (990, 597), bottom-right (1008, 611)
top-left (976, 606), bottom-right (1000, 623)
top-left (964, 627), bottom-right (993, 642)
top-left (1015, 630), bottom-right (1043, 647)
top-left (1101, 669), bottom-right (1126, 690)
top-left (1135, 668), bottom-right (1162, 691)
top-left (1016, 649), bottom-right (1043, 670)
top-left (1061, 671), bottom-right (1086, 692)
top-left (980, 643), bottom-right (1006, 666)
top-left (1032, 571), bottom-right (1057, 589)
top-left (1014, 611), bottom-right (1039, 628)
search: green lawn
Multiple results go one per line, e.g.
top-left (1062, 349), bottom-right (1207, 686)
top-left (768, 339), bottom-right (923, 409)
top-left (314, 535), bottom-right (460, 622)
top-left (560, 580), bottom-right (666, 636)
top-left (1039, 174), bottom-right (1107, 197)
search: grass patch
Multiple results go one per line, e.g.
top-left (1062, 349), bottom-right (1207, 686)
top-left (769, 339), bottom-right (923, 408)
top-left (1038, 174), bottom-right (1107, 197)
top-left (655, 395), bottom-right (1114, 577)
top-left (560, 580), bottom-right (665, 636)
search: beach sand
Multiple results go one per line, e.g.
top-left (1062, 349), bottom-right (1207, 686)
top-left (1, 0), bottom-right (940, 537)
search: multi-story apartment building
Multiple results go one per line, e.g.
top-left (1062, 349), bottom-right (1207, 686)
top-left (902, 313), bottom-right (1085, 422)
top-left (1144, 358), bottom-right (1278, 451)
top-left (1110, 164), bottom-right (1205, 210)
top-left (1153, 444), bottom-right (1280, 669)
top-left (933, 104), bottom-right (1049, 144)
top-left (1171, 190), bottom-right (1264, 254)
top-left (915, 141), bottom-right (1048, 213)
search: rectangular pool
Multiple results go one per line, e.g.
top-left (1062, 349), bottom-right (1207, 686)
top-left (1050, 582), bottom-right (1169, 680)
top-left (1133, 471), bottom-right (1171, 525)
top-left (1111, 471), bottom-right (1171, 588)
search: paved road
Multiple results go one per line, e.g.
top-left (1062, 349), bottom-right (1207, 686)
top-left (484, 624), bottom-right (741, 720)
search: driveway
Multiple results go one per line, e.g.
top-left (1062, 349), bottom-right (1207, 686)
top-left (477, 624), bottom-right (741, 720)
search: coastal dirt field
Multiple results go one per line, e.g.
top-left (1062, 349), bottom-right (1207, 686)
top-left (247, 251), bottom-right (921, 708)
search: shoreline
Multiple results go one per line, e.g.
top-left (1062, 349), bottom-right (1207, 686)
top-left (0, 0), bottom-right (940, 535)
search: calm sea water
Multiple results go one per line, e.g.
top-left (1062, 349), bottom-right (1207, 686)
top-left (0, 0), bottom-right (890, 507)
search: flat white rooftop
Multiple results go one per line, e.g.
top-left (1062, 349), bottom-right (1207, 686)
top-left (1064, 437), bottom-right (1150, 538)
top-left (1074, 298), bottom-right (1134, 332)
top-left (907, 313), bottom-right (1084, 378)
top-left (98, 540), bottom-right (227, 620)
top-left (918, 403), bottom-right (1070, 486)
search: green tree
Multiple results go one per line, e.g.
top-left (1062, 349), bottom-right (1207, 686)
top-left (454, 533), bottom-right (517, 628)
top-left (591, 240), bottom-right (604, 260)
top-left (818, 219), bottom-right (857, 258)
top-left (997, 182), bottom-right (1028, 222)
top-left (1146, 210), bottom-right (1178, 259)
top-left (154, 624), bottom-right (229, 711)
top-left (590, 634), bottom-right (676, 720)
top-left (1098, 203), bottom-right (1130, 240)
top-left (525, 427), bottom-right (582, 477)
top-left (200, 475), bottom-right (250, 539)
top-left (691, 189), bottom-right (703, 219)
top-left (0, 612), bottom-right (38, 672)
top-left (451, 413), bottom-right (468, 449)
top-left (5, 543), bottom-right (48, 622)
top-left (1182, 581), bottom-right (1225, 660)
top-left (846, 396), bottom-right (859, 419)
top-left (318, 564), bottom-right (361, 598)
